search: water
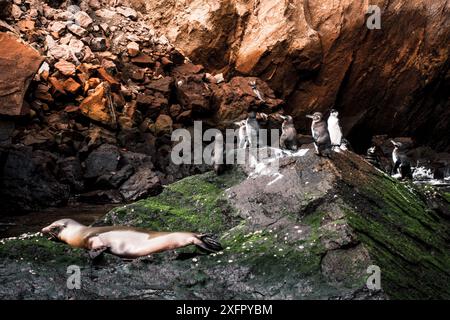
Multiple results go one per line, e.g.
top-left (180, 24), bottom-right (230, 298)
top-left (0, 203), bottom-right (117, 238)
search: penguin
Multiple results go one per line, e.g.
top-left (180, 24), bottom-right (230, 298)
top-left (234, 120), bottom-right (248, 149)
top-left (279, 115), bottom-right (298, 151)
top-left (41, 219), bottom-right (223, 260)
top-left (391, 140), bottom-right (413, 179)
top-left (306, 112), bottom-right (331, 156)
top-left (249, 80), bottom-right (265, 102)
top-left (213, 131), bottom-right (226, 175)
top-left (365, 146), bottom-right (382, 169)
top-left (246, 111), bottom-right (260, 149)
top-left (327, 109), bottom-right (348, 151)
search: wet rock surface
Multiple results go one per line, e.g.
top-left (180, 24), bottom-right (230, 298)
top-left (0, 149), bottom-right (449, 299)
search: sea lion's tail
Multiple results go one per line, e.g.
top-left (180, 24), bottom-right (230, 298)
top-left (195, 234), bottom-right (223, 253)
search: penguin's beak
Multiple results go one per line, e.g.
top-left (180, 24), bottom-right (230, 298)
top-left (306, 115), bottom-right (313, 119)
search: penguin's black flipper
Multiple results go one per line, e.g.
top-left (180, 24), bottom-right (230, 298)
top-left (392, 160), bottom-right (401, 176)
top-left (196, 234), bottom-right (223, 253)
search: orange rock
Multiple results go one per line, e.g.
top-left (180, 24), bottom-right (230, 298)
top-left (79, 83), bottom-right (115, 127)
top-left (154, 114), bottom-right (173, 135)
top-left (17, 20), bottom-right (35, 32)
top-left (169, 104), bottom-right (182, 118)
top-left (123, 101), bottom-right (137, 119)
top-left (161, 56), bottom-right (173, 66)
top-left (176, 110), bottom-right (192, 124)
top-left (86, 77), bottom-right (102, 92)
top-left (64, 105), bottom-right (79, 113)
top-left (77, 72), bottom-right (89, 86)
top-left (48, 76), bottom-right (66, 94)
top-left (63, 78), bottom-right (81, 94)
top-left (97, 67), bottom-right (120, 90)
top-left (0, 33), bottom-right (44, 116)
top-left (35, 90), bottom-right (53, 103)
top-left (77, 63), bottom-right (99, 76)
top-left (54, 60), bottom-right (76, 76)
top-left (131, 54), bottom-right (154, 66)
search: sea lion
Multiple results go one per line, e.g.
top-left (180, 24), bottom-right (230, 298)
top-left (41, 219), bottom-right (223, 259)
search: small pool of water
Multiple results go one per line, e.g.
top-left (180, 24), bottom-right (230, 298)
top-left (0, 203), bottom-right (117, 238)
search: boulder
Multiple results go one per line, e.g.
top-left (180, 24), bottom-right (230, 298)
top-left (0, 33), bottom-right (44, 116)
top-left (0, 146), bottom-right (70, 211)
top-left (175, 74), bottom-right (213, 115)
top-left (74, 11), bottom-right (93, 29)
top-left (67, 23), bottom-right (88, 37)
top-left (146, 76), bottom-right (173, 96)
top-left (90, 37), bottom-right (107, 51)
top-left (54, 60), bottom-right (76, 76)
top-left (57, 156), bottom-right (84, 192)
top-left (95, 164), bottom-right (134, 189)
top-left (78, 190), bottom-right (123, 204)
top-left (116, 6), bottom-right (138, 20)
top-left (3, 150), bottom-right (450, 298)
top-left (63, 78), bottom-right (81, 94)
top-left (119, 167), bottom-right (162, 201)
top-left (126, 41), bottom-right (140, 57)
top-left (0, 1), bottom-right (12, 20)
top-left (84, 144), bottom-right (120, 179)
top-left (153, 114), bottom-right (173, 136)
top-left (79, 83), bottom-right (116, 128)
top-left (211, 76), bottom-right (283, 126)
top-left (0, 120), bottom-right (14, 145)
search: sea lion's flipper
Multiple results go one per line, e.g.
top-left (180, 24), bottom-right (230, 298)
top-left (195, 234), bottom-right (223, 253)
top-left (87, 236), bottom-right (109, 260)
top-left (88, 246), bottom-right (108, 260)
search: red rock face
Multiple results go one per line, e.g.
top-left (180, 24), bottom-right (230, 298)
top-left (0, 33), bottom-right (44, 116)
top-left (141, 0), bottom-right (450, 151)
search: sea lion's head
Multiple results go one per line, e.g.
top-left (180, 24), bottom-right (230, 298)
top-left (41, 219), bottom-right (83, 242)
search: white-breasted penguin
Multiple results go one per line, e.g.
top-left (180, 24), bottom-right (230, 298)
top-left (234, 120), bottom-right (248, 149)
top-left (391, 140), bottom-right (413, 179)
top-left (327, 109), bottom-right (347, 151)
top-left (279, 115), bottom-right (298, 151)
top-left (306, 112), bottom-right (331, 156)
top-left (246, 111), bottom-right (260, 149)
top-left (365, 146), bottom-right (382, 169)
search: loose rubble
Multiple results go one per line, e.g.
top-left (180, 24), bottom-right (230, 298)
top-left (0, 0), bottom-right (284, 211)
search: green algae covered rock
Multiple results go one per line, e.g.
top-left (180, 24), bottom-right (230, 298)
top-left (0, 149), bottom-right (449, 299)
